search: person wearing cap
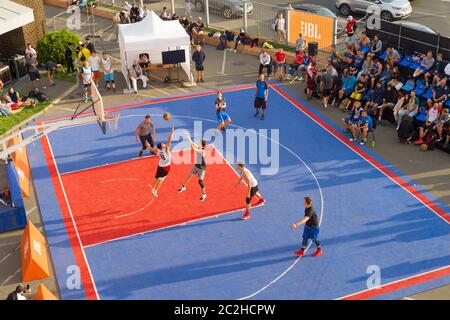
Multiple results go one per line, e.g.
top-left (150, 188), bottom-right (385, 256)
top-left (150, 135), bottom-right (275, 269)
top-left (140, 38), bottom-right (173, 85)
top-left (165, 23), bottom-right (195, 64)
top-left (344, 16), bottom-right (357, 46)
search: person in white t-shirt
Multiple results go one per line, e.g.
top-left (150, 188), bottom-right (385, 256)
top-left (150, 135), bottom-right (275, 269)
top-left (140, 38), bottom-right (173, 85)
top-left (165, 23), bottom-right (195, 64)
top-left (88, 50), bottom-right (101, 88)
top-left (101, 51), bottom-right (115, 91)
top-left (275, 12), bottom-right (286, 42)
top-left (415, 102), bottom-right (442, 145)
top-left (81, 61), bottom-right (93, 103)
top-left (25, 43), bottom-right (37, 64)
top-left (235, 163), bottom-right (265, 220)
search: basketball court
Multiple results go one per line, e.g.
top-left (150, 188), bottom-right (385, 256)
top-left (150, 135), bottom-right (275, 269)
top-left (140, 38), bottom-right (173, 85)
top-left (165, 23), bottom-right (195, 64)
top-left (23, 82), bottom-right (450, 300)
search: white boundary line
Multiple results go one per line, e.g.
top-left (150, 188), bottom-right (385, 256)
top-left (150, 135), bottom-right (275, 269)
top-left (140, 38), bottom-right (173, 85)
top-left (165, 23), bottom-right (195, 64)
top-left (272, 85), bottom-right (450, 225)
top-left (45, 134), bottom-right (101, 300)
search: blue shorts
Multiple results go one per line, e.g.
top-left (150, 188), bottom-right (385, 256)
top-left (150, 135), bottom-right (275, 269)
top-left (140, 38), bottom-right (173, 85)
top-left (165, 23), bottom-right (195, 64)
top-left (302, 225), bottom-right (320, 242)
top-left (103, 72), bottom-right (115, 81)
top-left (217, 111), bottom-right (230, 123)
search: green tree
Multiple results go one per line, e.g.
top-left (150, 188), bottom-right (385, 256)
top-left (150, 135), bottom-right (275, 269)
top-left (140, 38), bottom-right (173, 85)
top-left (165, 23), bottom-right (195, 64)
top-left (36, 29), bottom-right (80, 65)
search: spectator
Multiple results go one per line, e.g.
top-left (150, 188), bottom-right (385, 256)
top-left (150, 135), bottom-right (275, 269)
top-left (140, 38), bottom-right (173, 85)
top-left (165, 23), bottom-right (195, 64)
top-left (342, 46), bottom-right (355, 70)
top-left (357, 55), bottom-right (372, 79)
top-left (414, 102), bottom-right (442, 144)
top-left (345, 74), bottom-right (368, 111)
top-left (193, 17), bottom-right (205, 43)
top-left (376, 83), bottom-right (397, 123)
top-left (295, 33), bottom-right (306, 54)
top-left (6, 285), bottom-right (31, 300)
top-left (160, 7), bottom-right (170, 21)
top-left (274, 12), bottom-right (286, 43)
top-left (77, 43), bottom-right (91, 67)
top-left (139, 53), bottom-right (150, 78)
top-left (192, 45), bottom-right (206, 83)
top-left (130, 4), bottom-right (140, 22)
top-left (289, 50), bottom-right (306, 81)
top-left (25, 43), bottom-right (37, 66)
top-left (305, 61), bottom-right (318, 99)
top-left (357, 109), bottom-right (373, 145)
top-left (378, 62), bottom-right (393, 86)
top-left (385, 47), bottom-right (400, 65)
top-left (365, 80), bottom-right (384, 116)
top-left (234, 29), bottom-right (248, 52)
top-left (392, 91), bottom-right (408, 123)
top-left (353, 49), bottom-right (365, 70)
top-left (65, 42), bottom-right (75, 76)
top-left (369, 34), bottom-right (382, 57)
top-left (258, 50), bottom-right (272, 79)
top-left (123, 1), bottom-right (131, 12)
top-left (185, 0), bottom-right (192, 19)
top-left (368, 57), bottom-right (383, 89)
top-left (274, 48), bottom-right (286, 81)
top-left (180, 16), bottom-right (190, 29)
top-left (343, 100), bottom-right (363, 135)
top-left (101, 51), bottom-right (115, 92)
top-left (435, 108), bottom-right (450, 143)
top-left (45, 61), bottom-right (65, 87)
top-left (81, 61), bottom-right (93, 102)
top-left (128, 59), bottom-right (148, 94)
top-left (88, 50), bottom-right (101, 88)
top-left (427, 78), bottom-right (449, 106)
top-left (334, 68), bottom-right (356, 107)
top-left (320, 65), bottom-right (334, 109)
top-left (397, 90), bottom-right (419, 129)
top-left (344, 16), bottom-right (357, 46)
top-left (28, 63), bottom-right (45, 91)
top-left (425, 53), bottom-right (445, 86)
top-left (358, 31), bottom-right (370, 55)
top-left (85, 37), bottom-right (95, 52)
top-left (413, 50), bottom-right (435, 79)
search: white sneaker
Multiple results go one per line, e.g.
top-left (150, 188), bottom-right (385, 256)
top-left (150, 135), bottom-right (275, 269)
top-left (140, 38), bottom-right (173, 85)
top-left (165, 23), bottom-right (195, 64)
top-left (178, 186), bottom-right (186, 193)
top-left (349, 138), bottom-right (355, 142)
top-left (152, 190), bottom-right (158, 198)
top-left (200, 193), bottom-right (207, 202)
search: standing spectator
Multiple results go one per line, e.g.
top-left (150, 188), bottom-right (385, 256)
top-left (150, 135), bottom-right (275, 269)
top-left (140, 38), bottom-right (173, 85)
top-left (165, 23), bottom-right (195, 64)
top-left (28, 63), bottom-right (45, 91)
top-left (81, 61), bottom-right (93, 103)
top-left (85, 37), bottom-right (95, 52)
top-left (305, 61), bottom-right (318, 99)
top-left (344, 16), bottom-right (357, 46)
top-left (192, 45), bottom-right (206, 83)
top-left (88, 50), bottom-right (101, 88)
top-left (65, 42), bottom-right (75, 76)
top-left (185, 0), bottom-right (192, 19)
top-left (25, 43), bottom-right (37, 66)
top-left (413, 50), bottom-right (435, 79)
top-left (130, 4), bottom-right (140, 23)
top-left (258, 50), bottom-right (272, 78)
top-left (139, 53), bottom-right (150, 78)
top-left (112, 13), bottom-right (121, 42)
top-left (77, 43), bottom-right (91, 67)
top-left (334, 68), bottom-right (356, 107)
top-left (101, 51), bottom-right (115, 92)
top-left (274, 48), bottom-right (286, 81)
top-left (274, 12), bottom-right (286, 43)
top-left (45, 61), bottom-right (65, 87)
top-left (295, 33), bottom-right (306, 54)
top-left (136, 115), bottom-right (156, 157)
top-left (345, 74), bottom-right (368, 111)
top-left (128, 60), bottom-right (148, 94)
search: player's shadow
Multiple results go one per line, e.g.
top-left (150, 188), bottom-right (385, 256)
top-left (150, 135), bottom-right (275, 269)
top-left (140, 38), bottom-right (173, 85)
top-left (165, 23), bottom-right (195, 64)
top-left (347, 254), bottom-right (450, 284)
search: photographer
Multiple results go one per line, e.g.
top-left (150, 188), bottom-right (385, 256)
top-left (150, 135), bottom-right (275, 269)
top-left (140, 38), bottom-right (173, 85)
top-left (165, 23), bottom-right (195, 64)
top-left (6, 285), bottom-right (31, 300)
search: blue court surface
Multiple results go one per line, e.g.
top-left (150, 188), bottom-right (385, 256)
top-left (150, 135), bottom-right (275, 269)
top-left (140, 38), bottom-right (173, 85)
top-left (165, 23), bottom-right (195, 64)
top-left (26, 83), bottom-right (450, 300)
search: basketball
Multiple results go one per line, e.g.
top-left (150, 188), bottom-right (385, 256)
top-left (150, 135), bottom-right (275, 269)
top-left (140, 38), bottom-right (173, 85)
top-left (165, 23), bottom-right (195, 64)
top-left (163, 112), bottom-right (171, 121)
top-left (419, 143), bottom-right (428, 152)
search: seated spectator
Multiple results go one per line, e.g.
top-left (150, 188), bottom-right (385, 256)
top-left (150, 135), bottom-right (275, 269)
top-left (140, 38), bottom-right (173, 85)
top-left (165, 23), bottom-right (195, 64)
top-left (6, 285), bottom-right (31, 300)
top-left (376, 83), bottom-right (397, 123)
top-left (392, 91), bottom-right (408, 123)
top-left (397, 90), bottom-right (419, 129)
top-left (28, 63), bottom-right (45, 91)
top-left (357, 109), bottom-right (373, 145)
top-left (191, 18), bottom-right (205, 44)
top-left (414, 102), bottom-right (442, 144)
top-left (334, 67), bottom-right (357, 107)
top-left (357, 56), bottom-right (372, 79)
top-left (435, 107), bottom-right (450, 143)
top-left (388, 66), bottom-right (403, 91)
top-left (425, 53), bottom-right (445, 86)
top-left (179, 16), bottom-right (190, 28)
top-left (385, 47), bottom-right (400, 65)
top-left (128, 60), bottom-right (148, 94)
top-left (365, 81), bottom-right (384, 115)
top-left (369, 34), bottom-right (382, 58)
top-left (77, 43), bottom-right (91, 67)
top-left (305, 61), bottom-right (318, 99)
top-left (259, 50), bottom-right (272, 78)
top-left (413, 50), bottom-right (435, 79)
top-left (379, 62), bottom-right (393, 86)
top-left (123, 1), bottom-right (132, 12)
top-left (45, 61), bottom-right (65, 87)
top-left (342, 47), bottom-right (355, 70)
top-left (234, 29), bottom-right (249, 52)
top-left (139, 53), bottom-right (150, 78)
top-left (120, 11), bottom-right (131, 24)
top-left (85, 37), bottom-right (95, 52)
top-left (344, 16), bottom-right (357, 46)
top-left (160, 7), bottom-right (170, 21)
top-left (25, 43), bottom-right (37, 67)
top-left (274, 48), bottom-right (287, 81)
top-left (295, 33), bottom-right (307, 54)
top-left (368, 57), bottom-right (383, 89)
top-left (345, 74), bottom-right (368, 111)
top-left (358, 31), bottom-right (371, 55)
top-left (4, 87), bottom-right (33, 110)
top-left (353, 50), bottom-right (364, 70)
top-left (343, 100), bottom-right (363, 134)
top-left (0, 101), bottom-right (13, 116)
top-left (427, 78), bottom-right (449, 106)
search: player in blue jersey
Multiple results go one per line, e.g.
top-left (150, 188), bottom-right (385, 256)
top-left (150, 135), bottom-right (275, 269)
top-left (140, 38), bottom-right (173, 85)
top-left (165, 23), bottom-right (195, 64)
top-left (254, 74), bottom-right (269, 120)
top-left (215, 90), bottom-right (232, 132)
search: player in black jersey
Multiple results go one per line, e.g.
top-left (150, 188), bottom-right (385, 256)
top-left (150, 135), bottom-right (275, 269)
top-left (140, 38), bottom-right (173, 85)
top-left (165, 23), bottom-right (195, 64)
top-left (178, 132), bottom-right (207, 201)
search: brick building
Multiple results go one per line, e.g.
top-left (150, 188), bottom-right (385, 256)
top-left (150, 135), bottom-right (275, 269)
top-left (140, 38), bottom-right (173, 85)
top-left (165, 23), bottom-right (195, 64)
top-left (0, 0), bottom-right (47, 59)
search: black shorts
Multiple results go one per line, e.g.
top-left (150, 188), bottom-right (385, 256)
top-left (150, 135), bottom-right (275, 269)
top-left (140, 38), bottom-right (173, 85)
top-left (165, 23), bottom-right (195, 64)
top-left (250, 185), bottom-right (259, 197)
top-left (322, 88), bottom-right (331, 97)
top-left (83, 83), bottom-right (92, 89)
top-left (139, 134), bottom-right (154, 149)
top-left (29, 71), bottom-right (40, 81)
top-left (254, 97), bottom-right (266, 110)
top-left (155, 166), bottom-right (170, 180)
top-left (195, 64), bottom-right (204, 71)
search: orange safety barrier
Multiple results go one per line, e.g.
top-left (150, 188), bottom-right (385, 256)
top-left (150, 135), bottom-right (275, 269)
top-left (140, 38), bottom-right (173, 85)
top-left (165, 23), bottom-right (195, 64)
top-left (34, 284), bottom-right (58, 300)
top-left (288, 11), bottom-right (336, 50)
top-left (21, 221), bottom-right (50, 282)
top-left (8, 136), bottom-right (31, 197)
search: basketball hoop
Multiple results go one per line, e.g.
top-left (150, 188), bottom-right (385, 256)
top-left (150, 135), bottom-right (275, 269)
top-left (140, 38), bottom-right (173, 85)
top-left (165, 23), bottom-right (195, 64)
top-left (106, 111), bottom-right (121, 131)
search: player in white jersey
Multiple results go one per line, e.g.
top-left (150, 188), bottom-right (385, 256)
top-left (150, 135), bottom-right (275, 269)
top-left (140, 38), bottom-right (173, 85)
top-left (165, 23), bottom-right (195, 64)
top-left (146, 126), bottom-right (174, 197)
top-left (235, 163), bottom-right (265, 220)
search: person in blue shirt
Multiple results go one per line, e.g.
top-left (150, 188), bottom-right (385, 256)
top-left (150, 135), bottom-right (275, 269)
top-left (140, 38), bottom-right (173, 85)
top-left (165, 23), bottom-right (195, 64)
top-left (254, 74), bottom-right (269, 120)
top-left (357, 110), bottom-right (373, 145)
top-left (214, 90), bottom-right (231, 132)
top-left (334, 68), bottom-right (356, 107)
top-left (365, 81), bottom-right (384, 115)
top-left (353, 50), bottom-right (364, 70)
top-left (343, 100), bottom-right (363, 134)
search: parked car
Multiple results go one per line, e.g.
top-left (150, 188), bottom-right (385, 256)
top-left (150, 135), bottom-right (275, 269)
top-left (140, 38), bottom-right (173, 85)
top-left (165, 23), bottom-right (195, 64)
top-left (289, 3), bottom-right (345, 35)
top-left (194, 0), bottom-right (254, 19)
top-left (392, 21), bottom-right (437, 34)
top-left (335, 0), bottom-right (413, 21)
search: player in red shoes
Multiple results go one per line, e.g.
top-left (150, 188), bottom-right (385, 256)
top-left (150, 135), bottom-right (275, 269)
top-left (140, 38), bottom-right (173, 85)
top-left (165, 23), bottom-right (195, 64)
top-left (291, 196), bottom-right (322, 257)
top-left (146, 126), bottom-right (174, 198)
top-left (235, 163), bottom-right (265, 220)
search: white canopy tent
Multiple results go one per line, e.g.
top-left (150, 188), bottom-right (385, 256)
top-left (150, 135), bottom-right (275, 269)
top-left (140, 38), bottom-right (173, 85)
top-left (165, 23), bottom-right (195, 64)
top-left (0, 0), bottom-right (34, 36)
top-left (118, 11), bottom-right (193, 89)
